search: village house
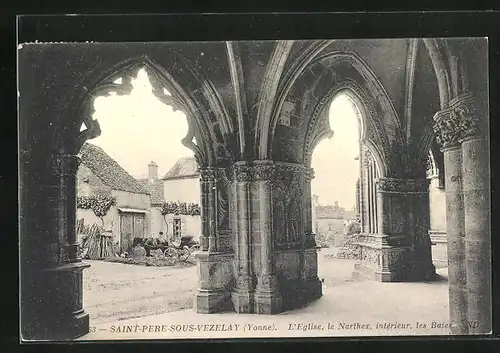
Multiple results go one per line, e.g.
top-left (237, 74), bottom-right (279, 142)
top-left (312, 196), bottom-right (357, 246)
top-left (160, 156), bottom-right (202, 243)
top-left (76, 143), bottom-right (151, 252)
top-left (137, 161), bottom-right (166, 238)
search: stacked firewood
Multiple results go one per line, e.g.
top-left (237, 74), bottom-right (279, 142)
top-left (79, 223), bottom-right (115, 260)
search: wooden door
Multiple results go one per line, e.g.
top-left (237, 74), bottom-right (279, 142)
top-left (133, 214), bottom-right (145, 240)
top-left (120, 213), bottom-right (134, 252)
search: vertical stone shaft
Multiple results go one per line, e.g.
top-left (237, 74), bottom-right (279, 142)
top-left (207, 170), bottom-right (217, 252)
top-left (258, 179), bottom-right (272, 277)
top-left (461, 135), bottom-right (492, 334)
top-left (58, 155), bottom-right (81, 262)
top-left (236, 180), bottom-right (251, 288)
top-left (442, 145), bottom-right (468, 334)
top-left (199, 171), bottom-right (209, 251)
top-left (376, 188), bottom-right (386, 235)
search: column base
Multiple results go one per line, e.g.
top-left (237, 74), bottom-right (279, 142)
top-left (281, 278), bottom-right (323, 310)
top-left (254, 291), bottom-right (283, 314)
top-left (231, 289), bottom-right (254, 313)
top-left (408, 262), bottom-right (437, 281)
top-left (195, 289), bottom-right (232, 314)
top-left (353, 263), bottom-right (408, 282)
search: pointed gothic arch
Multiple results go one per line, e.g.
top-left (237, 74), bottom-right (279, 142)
top-left (64, 54), bottom-right (232, 167)
top-left (266, 51), bottom-right (402, 176)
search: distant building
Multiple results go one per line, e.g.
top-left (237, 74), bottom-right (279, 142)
top-left (311, 196), bottom-right (356, 246)
top-left (137, 161), bottom-right (166, 238)
top-left (161, 156), bottom-right (201, 242)
top-left (76, 143), bottom-right (151, 252)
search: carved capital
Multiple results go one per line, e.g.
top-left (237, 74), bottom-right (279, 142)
top-left (433, 93), bottom-right (483, 148)
top-left (233, 164), bottom-right (253, 182)
top-left (253, 163), bottom-right (276, 181)
top-left (376, 177), bottom-right (429, 193)
top-left (199, 167), bottom-right (218, 182)
top-left (305, 168), bottom-right (315, 180)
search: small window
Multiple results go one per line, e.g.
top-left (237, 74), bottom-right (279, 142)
top-left (173, 218), bottom-right (182, 239)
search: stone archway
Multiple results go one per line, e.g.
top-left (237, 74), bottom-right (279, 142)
top-left (19, 50), bottom-right (234, 339)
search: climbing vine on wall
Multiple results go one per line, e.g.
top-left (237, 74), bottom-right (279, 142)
top-left (160, 201), bottom-right (201, 216)
top-left (77, 195), bottom-right (117, 217)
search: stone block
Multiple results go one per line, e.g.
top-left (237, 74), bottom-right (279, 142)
top-left (195, 289), bottom-right (232, 314)
top-left (231, 290), bottom-right (254, 313)
top-left (254, 291), bottom-right (283, 314)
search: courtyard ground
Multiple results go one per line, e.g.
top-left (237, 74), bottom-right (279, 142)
top-left (84, 260), bottom-right (197, 324)
top-left (84, 247), bottom-right (362, 325)
top-left (83, 247), bottom-right (450, 339)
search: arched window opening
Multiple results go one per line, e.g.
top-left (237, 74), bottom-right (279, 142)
top-left (361, 147), bottom-right (380, 234)
top-left (427, 150), bottom-right (438, 179)
top-left (75, 66), bottom-right (202, 324)
top-left (310, 93), bottom-right (361, 248)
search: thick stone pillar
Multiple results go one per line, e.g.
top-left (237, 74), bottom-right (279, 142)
top-left (25, 154), bottom-right (91, 340)
top-left (461, 134), bottom-right (491, 334)
top-left (433, 92), bottom-right (491, 334)
top-left (442, 144), bottom-right (468, 334)
top-left (458, 94), bottom-right (491, 334)
top-left (231, 163), bottom-right (254, 312)
top-left (355, 177), bottom-right (435, 282)
top-left (253, 162), bottom-right (282, 313)
top-left (195, 167), bottom-right (234, 314)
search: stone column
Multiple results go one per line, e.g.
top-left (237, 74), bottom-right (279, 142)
top-left (433, 92), bottom-right (492, 334)
top-left (253, 162), bottom-right (282, 313)
top-left (441, 143), bottom-right (468, 334)
top-left (457, 94), bottom-right (491, 334)
top-left (231, 163), bottom-right (254, 312)
top-left (461, 133), bottom-right (491, 333)
top-left (195, 167), bottom-right (233, 313)
top-left (199, 168), bottom-right (210, 251)
top-left (33, 153), bottom-right (91, 340)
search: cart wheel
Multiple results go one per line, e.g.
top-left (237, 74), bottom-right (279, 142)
top-left (178, 249), bottom-right (190, 261)
top-left (164, 248), bottom-right (178, 264)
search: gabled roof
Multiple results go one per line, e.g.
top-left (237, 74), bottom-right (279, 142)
top-left (79, 143), bottom-right (148, 194)
top-left (161, 156), bottom-right (199, 180)
top-left (137, 178), bottom-right (164, 205)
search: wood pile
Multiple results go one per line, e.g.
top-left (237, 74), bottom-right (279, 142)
top-left (79, 222), bottom-right (116, 260)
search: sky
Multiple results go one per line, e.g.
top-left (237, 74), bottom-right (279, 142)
top-left (310, 95), bottom-right (360, 210)
top-left (88, 68), bottom-right (194, 179)
top-left (87, 67), bottom-right (361, 208)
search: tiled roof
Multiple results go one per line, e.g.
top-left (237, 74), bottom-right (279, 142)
top-left (79, 143), bottom-right (148, 194)
top-left (162, 156), bottom-right (199, 180)
top-left (137, 178), bottom-right (165, 205)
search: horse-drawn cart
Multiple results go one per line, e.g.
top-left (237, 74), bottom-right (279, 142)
top-left (134, 236), bottom-right (200, 263)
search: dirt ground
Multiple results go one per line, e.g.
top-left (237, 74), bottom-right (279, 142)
top-left (84, 260), bottom-right (198, 325)
top-left (84, 247), bottom-right (446, 325)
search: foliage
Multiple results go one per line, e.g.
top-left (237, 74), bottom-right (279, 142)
top-left (345, 220), bottom-right (362, 236)
top-left (77, 195), bottom-right (117, 218)
top-left (159, 201), bottom-right (201, 216)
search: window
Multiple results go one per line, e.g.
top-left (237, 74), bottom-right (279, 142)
top-left (173, 218), bottom-right (182, 240)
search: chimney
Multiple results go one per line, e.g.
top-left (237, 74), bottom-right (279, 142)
top-left (334, 201), bottom-right (339, 209)
top-left (148, 161), bottom-right (158, 180)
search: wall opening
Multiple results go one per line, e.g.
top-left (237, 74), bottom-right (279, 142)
top-left (310, 92), bottom-right (363, 292)
top-left (76, 66), bottom-right (201, 326)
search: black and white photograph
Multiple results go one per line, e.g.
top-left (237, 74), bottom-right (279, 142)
top-left (18, 35), bottom-right (491, 341)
